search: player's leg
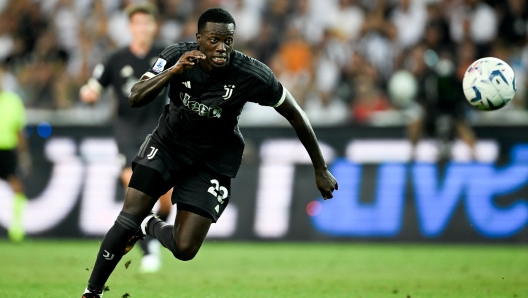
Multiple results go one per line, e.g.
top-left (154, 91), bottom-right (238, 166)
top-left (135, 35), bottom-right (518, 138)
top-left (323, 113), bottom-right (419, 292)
top-left (138, 188), bottom-right (173, 272)
top-left (121, 137), bottom-right (171, 272)
top-left (143, 162), bottom-right (230, 261)
top-left (407, 118), bottom-right (423, 161)
top-left (454, 119), bottom-right (476, 158)
top-left (6, 174), bottom-right (27, 243)
top-left (120, 167), bottom-right (133, 186)
top-left (145, 207), bottom-right (212, 260)
top-left (120, 165), bottom-right (158, 269)
top-left (0, 149), bottom-right (27, 243)
top-left (83, 165), bottom-right (171, 296)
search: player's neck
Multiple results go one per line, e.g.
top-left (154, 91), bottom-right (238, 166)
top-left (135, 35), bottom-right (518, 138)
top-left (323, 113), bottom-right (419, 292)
top-left (129, 41), bottom-right (152, 57)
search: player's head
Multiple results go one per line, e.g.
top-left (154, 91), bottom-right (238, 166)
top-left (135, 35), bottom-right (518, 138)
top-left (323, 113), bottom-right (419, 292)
top-left (196, 8), bottom-right (236, 71)
top-left (126, 2), bottom-right (159, 45)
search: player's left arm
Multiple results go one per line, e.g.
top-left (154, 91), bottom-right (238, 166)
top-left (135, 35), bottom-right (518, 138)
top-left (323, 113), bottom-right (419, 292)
top-left (275, 90), bottom-right (338, 199)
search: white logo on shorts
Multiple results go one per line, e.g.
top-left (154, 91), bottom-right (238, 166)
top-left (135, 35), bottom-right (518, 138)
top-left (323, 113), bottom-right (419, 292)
top-left (147, 146), bottom-right (158, 159)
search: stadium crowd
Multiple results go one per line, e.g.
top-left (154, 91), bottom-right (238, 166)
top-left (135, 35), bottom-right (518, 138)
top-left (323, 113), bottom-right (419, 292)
top-left (0, 0), bottom-right (527, 125)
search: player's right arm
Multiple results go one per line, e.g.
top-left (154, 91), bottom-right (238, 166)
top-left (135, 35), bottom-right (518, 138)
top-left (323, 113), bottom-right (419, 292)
top-left (79, 80), bottom-right (101, 104)
top-left (129, 50), bottom-right (205, 108)
top-left (79, 58), bottom-right (112, 104)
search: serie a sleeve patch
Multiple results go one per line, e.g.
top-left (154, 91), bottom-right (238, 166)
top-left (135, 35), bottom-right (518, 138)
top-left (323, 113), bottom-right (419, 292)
top-left (152, 58), bottom-right (167, 74)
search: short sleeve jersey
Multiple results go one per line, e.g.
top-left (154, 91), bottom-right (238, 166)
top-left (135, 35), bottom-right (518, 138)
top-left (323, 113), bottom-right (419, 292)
top-left (0, 91), bottom-right (25, 150)
top-left (148, 42), bottom-right (286, 177)
top-left (93, 45), bottom-right (168, 138)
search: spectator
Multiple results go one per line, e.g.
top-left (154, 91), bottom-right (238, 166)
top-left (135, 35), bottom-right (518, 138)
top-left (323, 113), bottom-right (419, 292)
top-left (450, 0), bottom-right (497, 51)
top-left (289, 0), bottom-right (325, 45)
top-left (495, 0), bottom-right (528, 47)
top-left (326, 0), bottom-right (365, 42)
top-left (17, 30), bottom-right (70, 109)
top-left (391, 0), bottom-right (428, 49)
top-left (357, 12), bottom-right (399, 80)
top-left (223, 0), bottom-right (262, 46)
top-left (351, 74), bottom-right (391, 123)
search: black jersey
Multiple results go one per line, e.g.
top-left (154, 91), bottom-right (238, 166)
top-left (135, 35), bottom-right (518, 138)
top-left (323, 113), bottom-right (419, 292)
top-left (147, 42), bottom-right (286, 178)
top-left (93, 45), bottom-right (168, 139)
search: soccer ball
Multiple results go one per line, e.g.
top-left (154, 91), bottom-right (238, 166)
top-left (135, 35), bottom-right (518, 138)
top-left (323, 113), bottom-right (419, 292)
top-left (462, 57), bottom-right (516, 111)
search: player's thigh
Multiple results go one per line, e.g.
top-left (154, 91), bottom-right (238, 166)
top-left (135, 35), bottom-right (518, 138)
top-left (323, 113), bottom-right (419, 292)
top-left (173, 209), bottom-right (212, 254)
top-left (126, 164), bottom-right (172, 218)
top-left (172, 162), bottom-right (231, 223)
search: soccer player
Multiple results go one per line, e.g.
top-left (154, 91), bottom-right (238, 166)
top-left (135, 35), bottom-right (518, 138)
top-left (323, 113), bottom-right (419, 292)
top-left (81, 8), bottom-right (338, 298)
top-left (79, 2), bottom-right (171, 273)
top-left (0, 63), bottom-right (30, 243)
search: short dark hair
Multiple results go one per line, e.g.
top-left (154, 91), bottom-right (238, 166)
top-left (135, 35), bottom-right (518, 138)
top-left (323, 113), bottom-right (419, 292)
top-left (197, 8), bottom-right (236, 33)
top-left (126, 2), bottom-right (159, 21)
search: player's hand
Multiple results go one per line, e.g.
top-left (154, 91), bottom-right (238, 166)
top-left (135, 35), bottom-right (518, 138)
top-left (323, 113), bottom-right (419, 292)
top-left (315, 169), bottom-right (338, 200)
top-left (170, 50), bottom-right (206, 75)
top-left (80, 85), bottom-right (99, 104)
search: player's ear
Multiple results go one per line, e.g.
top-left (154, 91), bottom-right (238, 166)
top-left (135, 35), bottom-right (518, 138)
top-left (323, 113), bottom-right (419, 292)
top-left (196, 32), bottom-right (201, 43)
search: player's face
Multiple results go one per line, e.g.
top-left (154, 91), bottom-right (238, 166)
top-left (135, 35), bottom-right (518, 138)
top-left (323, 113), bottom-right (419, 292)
top-left (128, 12), bottom-right (157, 45)
top-left (196, 22), bottom-right (235, 71)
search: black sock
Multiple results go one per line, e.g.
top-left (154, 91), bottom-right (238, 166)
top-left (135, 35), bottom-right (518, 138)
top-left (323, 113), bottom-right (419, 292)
top-left (139, 210), bottom-right (169, 255)
top-left (88, 211), bottom-right (142, 291)
top-left (148, 218), bottom-right (173, 251)
top-left (148, 218), bottom-right (194, 261)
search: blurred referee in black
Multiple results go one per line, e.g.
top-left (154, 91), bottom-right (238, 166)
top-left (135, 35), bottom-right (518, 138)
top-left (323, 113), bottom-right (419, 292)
top-left (79, 2), bottom-right (171, 273)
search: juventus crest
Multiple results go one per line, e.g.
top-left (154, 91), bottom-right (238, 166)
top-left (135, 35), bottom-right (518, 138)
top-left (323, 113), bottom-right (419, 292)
top-left (222, 85), bottom-right (235, 100)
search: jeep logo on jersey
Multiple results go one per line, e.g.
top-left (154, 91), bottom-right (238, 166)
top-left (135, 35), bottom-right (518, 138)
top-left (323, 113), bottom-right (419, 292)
top-left (179, 92), bottom-right (222, 118)
top-left (222, 85), bottom-right (235, 100)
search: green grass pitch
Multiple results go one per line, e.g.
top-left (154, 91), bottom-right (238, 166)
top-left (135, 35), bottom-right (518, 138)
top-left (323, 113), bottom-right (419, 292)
top-left (0, 240), bottom-right (526, 298)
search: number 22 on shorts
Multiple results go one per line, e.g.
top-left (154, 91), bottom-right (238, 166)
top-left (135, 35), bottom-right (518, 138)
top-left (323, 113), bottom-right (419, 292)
top-left (208, 179), bottom-right (228, 204)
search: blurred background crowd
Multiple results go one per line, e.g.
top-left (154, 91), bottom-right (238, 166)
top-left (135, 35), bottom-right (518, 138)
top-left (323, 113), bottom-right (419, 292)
top-left (1, 0), bottom-right (528, 126)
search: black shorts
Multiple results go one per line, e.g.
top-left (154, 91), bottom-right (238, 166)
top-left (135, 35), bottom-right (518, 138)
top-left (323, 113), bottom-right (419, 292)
top-left (0, 149), bottom-right (17, 180)
top-left (130, 135), bottom-right (231, 223)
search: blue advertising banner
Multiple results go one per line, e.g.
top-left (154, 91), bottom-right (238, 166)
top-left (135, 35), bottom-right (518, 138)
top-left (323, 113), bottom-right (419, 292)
top-left (0, 125), bottom-right (527, 242)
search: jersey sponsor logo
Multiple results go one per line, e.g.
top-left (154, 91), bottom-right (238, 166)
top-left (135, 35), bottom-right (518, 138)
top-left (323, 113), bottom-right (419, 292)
top-left (180, 92), bottom-right (222, 118)
top-left (147, 146), bottom-right (158, 159)
top-left (182, 81), bottom-right (191, 89)
top-left (152, 58), bottom-right (167, 74)
top-left (222, 85), bottom-right (235, 100)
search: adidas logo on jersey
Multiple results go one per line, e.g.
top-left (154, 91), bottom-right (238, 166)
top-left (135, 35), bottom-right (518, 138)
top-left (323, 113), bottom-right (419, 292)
top-left (182, 81), bottom-right (191, 89)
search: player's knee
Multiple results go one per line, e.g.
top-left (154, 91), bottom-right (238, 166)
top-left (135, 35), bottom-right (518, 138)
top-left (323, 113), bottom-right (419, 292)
top-left (172, 241), bottom-right (198, 261)
top-left (172, 246), bottom-right (196, 261)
